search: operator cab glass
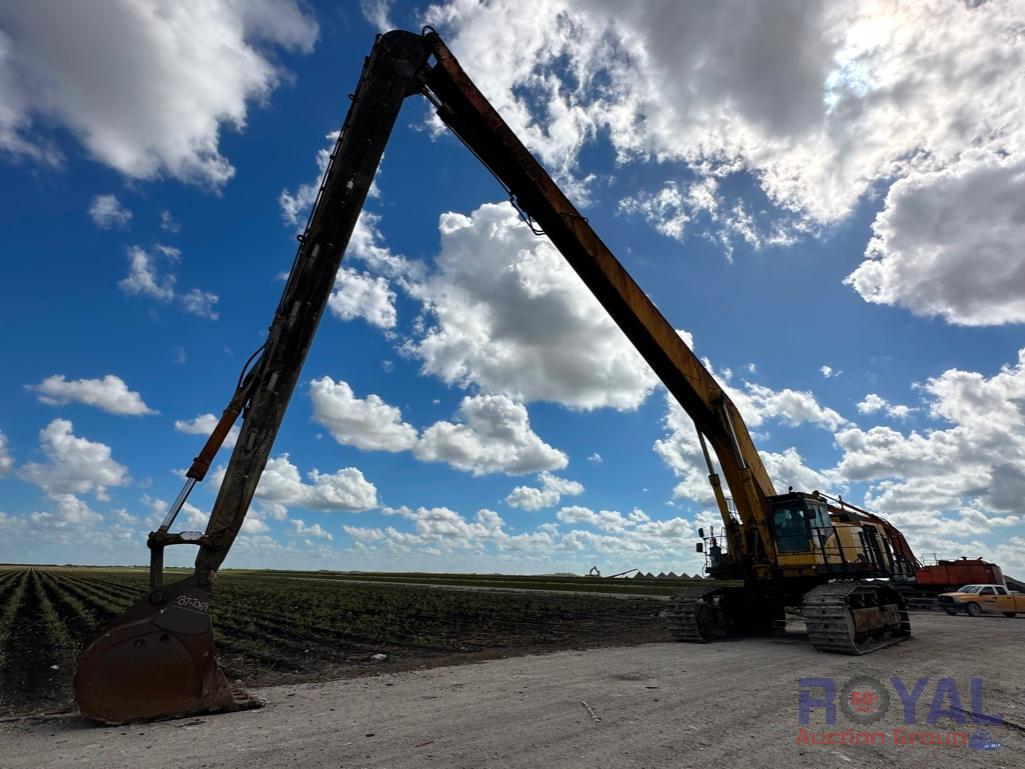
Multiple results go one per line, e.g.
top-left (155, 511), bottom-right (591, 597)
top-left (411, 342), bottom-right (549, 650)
top-left (769, 494), bottom-right (830, 553)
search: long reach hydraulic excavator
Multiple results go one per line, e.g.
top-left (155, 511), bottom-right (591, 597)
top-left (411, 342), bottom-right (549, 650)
top-left (73, 29), bottom-right (912, 725)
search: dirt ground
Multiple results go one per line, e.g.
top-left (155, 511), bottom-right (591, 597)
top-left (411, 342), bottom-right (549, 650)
top-left (3, 613), bottom-right (1022, 769)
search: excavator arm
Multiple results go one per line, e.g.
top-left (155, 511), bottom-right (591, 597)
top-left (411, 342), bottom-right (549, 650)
top-left (192, 33), bottom-right (432, 580)
top-left (73, 31), bottom-right (432, 725)
top-left (74, 29), bottom-right (776, 725)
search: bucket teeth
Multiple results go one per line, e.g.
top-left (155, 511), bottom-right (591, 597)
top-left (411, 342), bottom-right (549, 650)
top-left (195, 664), bottom-right (263, 715)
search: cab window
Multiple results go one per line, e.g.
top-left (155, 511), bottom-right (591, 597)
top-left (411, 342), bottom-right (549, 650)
top-left (808, 504), bottom-right (830, 532)
top-left (772, 505), bottom-right (810, 553)
top-left (980, 587), bottom-right (996, 595)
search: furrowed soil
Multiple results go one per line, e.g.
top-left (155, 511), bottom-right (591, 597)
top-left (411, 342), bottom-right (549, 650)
top-left (0, 565), bottom-right (688, 716)
top-left (0, 570), bottom-right (68, 709)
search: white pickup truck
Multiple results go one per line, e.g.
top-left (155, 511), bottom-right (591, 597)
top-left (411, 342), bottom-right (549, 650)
top-left (937, 584), bottom-right (1025, 617)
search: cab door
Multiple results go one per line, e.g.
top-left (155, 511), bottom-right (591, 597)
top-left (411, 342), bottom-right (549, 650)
top-left (991, 587), bottom-right (1017, 613)
top-left (978, 586), bottom-right (1000, 613)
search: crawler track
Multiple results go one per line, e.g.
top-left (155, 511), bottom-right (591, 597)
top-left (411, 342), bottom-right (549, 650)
top-left (663, 586), bottom-right (729, 642)
top-left (803, 581), bottom-right (911, 654)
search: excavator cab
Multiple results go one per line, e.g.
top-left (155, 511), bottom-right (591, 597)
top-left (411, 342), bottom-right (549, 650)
top-left (765, 492), bottom-right (898, 579)
top-left (768, 493), bottom-right (830, 555)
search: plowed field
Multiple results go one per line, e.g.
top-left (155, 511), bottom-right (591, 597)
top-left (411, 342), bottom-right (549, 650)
top-left (0, 566), bottom-right (678, 715)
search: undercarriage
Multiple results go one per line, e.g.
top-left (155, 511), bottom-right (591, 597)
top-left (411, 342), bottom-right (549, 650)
top-left (664, 581), bottom-right (911, 654)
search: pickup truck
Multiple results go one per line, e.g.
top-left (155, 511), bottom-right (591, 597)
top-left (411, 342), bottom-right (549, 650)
top-left (937, 584), bottom-right (1025, 617)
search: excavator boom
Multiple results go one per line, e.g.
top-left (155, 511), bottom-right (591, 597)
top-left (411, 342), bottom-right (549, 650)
top-left (74, 28), bottom-right (904, 724)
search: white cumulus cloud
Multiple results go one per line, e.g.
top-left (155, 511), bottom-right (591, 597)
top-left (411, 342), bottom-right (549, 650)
top-left (253, 454), bottom-right (378, 514)
top-left (857, 394), bottom-right (886, 414)
top-left (30, 374), bottom-right (156, 416)
top-left (416, 393), bottom-right (567, 476)
top-left (0, 432), bottom-right (13, 476)
top-left (120, 245), bottom-right (177, 301)
top-left (0, 1), bottom-right (318, 187)
top-left (408, 202), bottom-right (657, 410)
top-left (427, 0), bottom-right (1025, 320)
top-left (291, 518), bottom-right (333, 540)
top-left (309, 377), bottom-right (418, 452)
top-left (506, 471), bottom-right (584, 511)
top-left (160, 210), bottom-right (181, 233)
top-left (30, 493), bottom-right (103, 529)
top-left (654, 354), bottom-right (847, 504)
top-left (242, 517), bottom-right (270, 534)
top-left (619, 178), bottom-right (798, 259)
top-left (856, 393), bottom-right (913, 420)
top-left (846, 154), bottom-right (1025, 327)
top-left (18, 419), bottom-right (129, 500)
top-left (89, 194), bottom-right (132, 229)
top-left (310, 379), bottom-right (569, 477)
top-left (180, 288), bottom-right (220, 320)
top-left (328, 268), bottom-right (397, 330)
top-left (343, 501), bottom-right (707, 572)
top-left (360, 0), bottom-right (393, 32)
top-left (759, 447), bottom-right (841, 497)
top-left (556, 505), bottom-right (633, 533)
top-left (743, 382), bottom-right (847, 432)
top-left (279, 136), bottom-right (334, 226)
top-left (118, 245), bottom-right (219, 318)
top-left (428, 1), bottom-right (1025, 223)
top-left (833, 349), bottom-right (1025, 520)
top-left (349, 505), bottom-right (554, 555)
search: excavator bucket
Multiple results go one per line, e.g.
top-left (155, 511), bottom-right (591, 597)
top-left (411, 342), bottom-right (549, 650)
top-left (73, 575), bottom-right (259, 725)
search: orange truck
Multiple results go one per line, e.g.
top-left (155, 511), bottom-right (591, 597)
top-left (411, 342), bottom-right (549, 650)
top-left (937, 584), bottom-right (1025, 617)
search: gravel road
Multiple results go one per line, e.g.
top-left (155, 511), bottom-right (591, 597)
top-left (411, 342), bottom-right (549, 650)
top-left (4, 614), bottom-right (1022, 768)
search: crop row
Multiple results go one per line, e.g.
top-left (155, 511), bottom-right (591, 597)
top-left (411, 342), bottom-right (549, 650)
top-left (11, 567), bottom-right (668, 648)
top-left (0, 566), bottom-right (668, 714)
top-left (227, 568), bottom-right (716, 596)
top-left (0, 569), bottom-right (88, 711)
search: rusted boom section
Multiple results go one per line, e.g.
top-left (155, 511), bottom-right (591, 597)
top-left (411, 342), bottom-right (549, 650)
top-left (195, 32), bottom-right (432, 577)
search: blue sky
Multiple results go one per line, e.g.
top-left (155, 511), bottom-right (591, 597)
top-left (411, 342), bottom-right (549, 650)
top-left (1, 0), bottom-right (1023, 577)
